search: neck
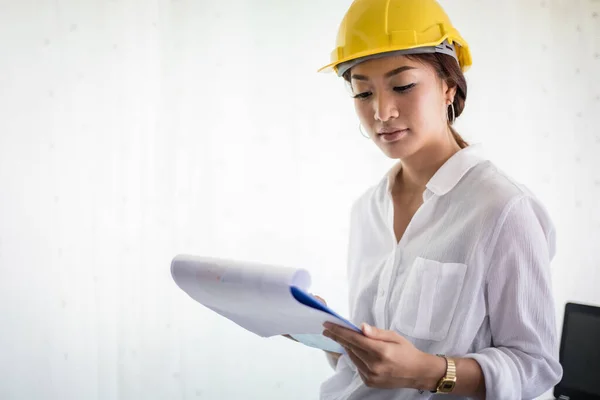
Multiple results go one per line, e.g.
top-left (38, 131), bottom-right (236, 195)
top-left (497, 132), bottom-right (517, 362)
top-left (394, 135), bottom-right (462, 194)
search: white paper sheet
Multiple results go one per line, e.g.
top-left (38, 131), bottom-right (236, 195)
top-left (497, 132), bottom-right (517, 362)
top-left (170, 254), bottom-right (361, 352)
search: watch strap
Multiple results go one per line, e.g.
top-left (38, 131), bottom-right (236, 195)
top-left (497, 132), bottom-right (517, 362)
top-left (431, 354), bottom-right (457, 394)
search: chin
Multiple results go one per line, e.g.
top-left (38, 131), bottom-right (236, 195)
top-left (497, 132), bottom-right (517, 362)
top-left (378, 140), bottom-right (417, 160)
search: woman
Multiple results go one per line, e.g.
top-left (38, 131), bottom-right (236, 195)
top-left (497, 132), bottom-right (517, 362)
top-left (316, 0), bottom-right (563, 399)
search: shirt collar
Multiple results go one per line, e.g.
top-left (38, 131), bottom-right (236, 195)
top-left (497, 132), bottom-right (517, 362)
top-left (386, 144), bottom-right (486, 197)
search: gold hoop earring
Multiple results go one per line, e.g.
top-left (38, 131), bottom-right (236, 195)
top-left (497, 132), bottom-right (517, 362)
top-left (359, 124), bottom-right (370, 139)
top-left (447, 103), bottom-right (456, 125)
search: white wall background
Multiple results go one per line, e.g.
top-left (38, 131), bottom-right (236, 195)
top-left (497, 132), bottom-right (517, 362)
top-left (0, 0), bottom-right (598, 399)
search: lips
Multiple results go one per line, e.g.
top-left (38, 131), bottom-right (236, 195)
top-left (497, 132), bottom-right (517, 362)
top-left (377, 128), bottom-right (408, 135)
top-left (377, 129), bottom-right (409, 143)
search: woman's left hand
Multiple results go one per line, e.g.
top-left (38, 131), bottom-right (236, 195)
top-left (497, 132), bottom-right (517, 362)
top-left (322, 322), bottom-right (443, 390)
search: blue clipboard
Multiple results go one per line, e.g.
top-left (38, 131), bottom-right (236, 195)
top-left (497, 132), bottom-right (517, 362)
top-left (289, 286), bottom-right (363, 353)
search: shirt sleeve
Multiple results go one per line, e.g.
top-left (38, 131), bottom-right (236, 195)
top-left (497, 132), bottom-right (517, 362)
top-left (464, 195), bottom-right (563, 400)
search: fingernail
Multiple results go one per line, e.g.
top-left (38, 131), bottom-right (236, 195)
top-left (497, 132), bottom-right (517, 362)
top-left (323, 322), bottom-right (332, 329)
top-left (362, 323), bottom-right (371, 334)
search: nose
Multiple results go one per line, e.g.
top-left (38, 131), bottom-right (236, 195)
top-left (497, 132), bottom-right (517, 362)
top-left (373, 91), bottom-right (399, 122)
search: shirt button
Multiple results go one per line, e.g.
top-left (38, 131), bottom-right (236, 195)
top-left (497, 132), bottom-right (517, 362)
top-left (379, 289), bottom-right (385, 297)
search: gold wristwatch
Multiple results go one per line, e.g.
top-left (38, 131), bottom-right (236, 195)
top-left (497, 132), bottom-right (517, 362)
top-left (432, 355), bottom-right (457, 394)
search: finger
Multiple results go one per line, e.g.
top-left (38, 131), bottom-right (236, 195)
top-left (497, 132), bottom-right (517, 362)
top-left (358, 370), bottom-right (369, 383)
top-left (312, 294), bottom-right (327, 305)
top-left (282, 334), bottom-right (298, 342)
top-left (361, 323), bottom-right (402, 343)
top-left (345, 344), bottom-right (374, 367)
top-left (324, 324), bottom-right (380, 352)
top-left (323, 328), bottom-right (357, 351)
top-left (344, 346), bottom-right (372, 375)
top-left (324, 330), bottom-right (379, 369)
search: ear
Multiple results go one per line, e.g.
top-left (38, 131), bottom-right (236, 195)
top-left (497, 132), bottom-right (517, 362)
top-left (444, 82), bottom-right (457, 105)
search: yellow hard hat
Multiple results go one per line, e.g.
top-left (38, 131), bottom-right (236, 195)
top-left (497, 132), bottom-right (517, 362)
top-left (319, 0), bottom-right (472, 76)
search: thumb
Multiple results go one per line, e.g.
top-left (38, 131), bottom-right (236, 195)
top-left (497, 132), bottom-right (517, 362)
top-left (361, 323), bottom-right (401, 342)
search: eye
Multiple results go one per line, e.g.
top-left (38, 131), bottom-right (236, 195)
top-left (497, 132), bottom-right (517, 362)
top-left (352, 91), bottom-right (372, 100)
top-left (394, 83), bottom-right (416, 93)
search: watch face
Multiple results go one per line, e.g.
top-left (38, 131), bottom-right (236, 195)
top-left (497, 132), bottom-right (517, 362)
top-left (440, 381), bottom-right (456, 393)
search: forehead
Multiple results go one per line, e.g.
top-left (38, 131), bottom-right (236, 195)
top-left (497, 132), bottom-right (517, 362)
top-left (350, 54), bottom-right (433, 79)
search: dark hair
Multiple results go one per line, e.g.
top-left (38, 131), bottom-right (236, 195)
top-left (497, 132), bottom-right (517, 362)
top-left (343, 53), bottom-right (469, 149)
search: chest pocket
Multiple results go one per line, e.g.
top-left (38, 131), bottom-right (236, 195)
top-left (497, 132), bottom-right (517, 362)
top-left (393, 257), bottom-right (467, 342)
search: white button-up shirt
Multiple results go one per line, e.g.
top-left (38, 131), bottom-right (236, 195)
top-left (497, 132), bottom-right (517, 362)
top-left (320, 146), bottom-right (563, 400)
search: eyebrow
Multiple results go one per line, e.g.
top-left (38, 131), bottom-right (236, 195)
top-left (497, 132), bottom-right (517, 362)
top-left (351, 66), bottom-right (416, 81)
